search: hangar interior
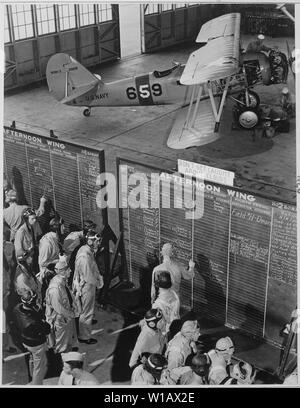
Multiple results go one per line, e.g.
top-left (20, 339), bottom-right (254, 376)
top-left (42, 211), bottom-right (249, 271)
top-left (2, 3), bottom-right (297, 385)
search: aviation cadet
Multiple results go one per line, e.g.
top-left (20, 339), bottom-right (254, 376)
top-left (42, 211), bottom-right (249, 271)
top-left (131, 353), bottom-right (169, 385)
top-left (152, 271), bottom-right (180, 334)
top-left (3, 189), bottom-right (29, 241)
top-left (165, 319), bottom-right (200, 370)
top-left (38, 216), bottom-right (65, 279)
top-left (3, 221), bottom-right (18, 353)
top-left (207, 336), bottom-right (235, 385)
top-left (63, 220), bottom-right (97, 259)
top-left (151, 243), bottom-right (195, 303)
top-left (129, 308), bottom-right (166, 369)
top-left (72, 230), bottom-right (103, 344)
top-left (162, 353), bottom-right (211, 385)
top-left (45, 256), bottom-right (78, 353)
top-left (13, 292), bottom-right (51, 385)
top-left (58, 352), bottom-right (100, 385)
top-left (230, 361), bottom-right (257, 385)
top-left (14, 249), bottom-right (42, 306)
top-left (14, 207), bottom-right (44, 274)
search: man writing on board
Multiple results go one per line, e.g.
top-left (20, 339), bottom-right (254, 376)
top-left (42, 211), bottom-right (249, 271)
top-left (151, 243), bottom-right (195, 303)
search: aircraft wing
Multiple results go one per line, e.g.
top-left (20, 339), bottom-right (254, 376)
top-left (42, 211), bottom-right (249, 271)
top-left (180, 13), bottom-right (241, 85)
top-left (167, 93), bottom-right (220, 149)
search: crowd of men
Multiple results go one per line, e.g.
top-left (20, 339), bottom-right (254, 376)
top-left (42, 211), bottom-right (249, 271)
top-left (3, 188), bottom-right (102, 385)
top-left (2, 188), bottom-right (297, 386)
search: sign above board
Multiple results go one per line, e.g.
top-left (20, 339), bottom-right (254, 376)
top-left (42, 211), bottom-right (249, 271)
top-left (178, 159), bottom-right (235, 187)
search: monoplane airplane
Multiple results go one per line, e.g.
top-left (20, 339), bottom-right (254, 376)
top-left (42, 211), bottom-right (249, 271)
top-left (46, 12), bottom-right (290, 149)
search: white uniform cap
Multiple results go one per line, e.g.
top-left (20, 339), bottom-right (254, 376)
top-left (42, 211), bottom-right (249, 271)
top-left (282, 87), bottom-right (289, 94)
top-left (258, 34), bottom-right (265, 40)
top-left (216, 336), bottom-right (234, 353)
top-left (62, 352), bottom-right (84, 362)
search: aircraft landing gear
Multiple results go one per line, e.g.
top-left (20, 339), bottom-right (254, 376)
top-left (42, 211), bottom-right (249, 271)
top-left (238, 110), bottom-right (259, 129)
top-left (237, 90), bottom-right (260, 109)
top-left (83, 108), bottom-right (91, 117)
top-left (231, 89), bottom-right (261, 130)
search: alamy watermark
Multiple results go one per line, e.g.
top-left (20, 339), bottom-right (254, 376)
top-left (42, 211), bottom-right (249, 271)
top-left (95, 166), bottom-right (206, 220)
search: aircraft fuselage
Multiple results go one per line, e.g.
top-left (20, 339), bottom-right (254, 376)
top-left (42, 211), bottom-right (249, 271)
top-left (67, 65), bottom-right (195, 108)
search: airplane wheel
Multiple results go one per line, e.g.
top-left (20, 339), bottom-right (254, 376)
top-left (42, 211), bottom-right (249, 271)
top-left (83, 108), bottom-right (91, 117)
top-left (238, 110), bottom-right (259, 129)
top-left (237, 91), bottom-right (260, 109)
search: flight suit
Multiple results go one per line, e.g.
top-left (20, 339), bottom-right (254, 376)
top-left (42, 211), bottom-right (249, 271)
top-left (14, 221), bottom-right (42, 259)
top-left (45, 275), bottom-right (78, 353)
top-left (58, 370), bottom-right (100, 385)
top-left (207, 349), bottom-right (229, 385)
top-left (161, 366), bottom-right (208, 385)
top-left (131, 365), bottom-right (159, 385)
top-left (151, 258), bottom-right (194, 302)
top-left (63, 231), bottom-right (84, 257)
top-left (73, 245), bottom-right (103, 340)
top-left (39, 232), bottom-right (61, 276)
top-left (3, 203), bottom-right (29, 241)
top-left (152, 289), bottom-right (180, 333)
top-left (15, 221), bottom-right (42, 273)
top-left (129, 324), bottom-right (166, 368)
top-left (165, 332), bottom-right (195, 370)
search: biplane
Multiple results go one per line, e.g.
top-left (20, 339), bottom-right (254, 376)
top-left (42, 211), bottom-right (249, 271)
top-left (46, 13), bottom-right (290, 149)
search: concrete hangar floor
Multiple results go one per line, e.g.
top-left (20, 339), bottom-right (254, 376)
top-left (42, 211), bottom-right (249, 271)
top-left (3, 33), bottom-right (296, 385)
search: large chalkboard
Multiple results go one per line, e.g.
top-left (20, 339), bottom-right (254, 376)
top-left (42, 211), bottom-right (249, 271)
top-left (3, 126), bottom-right (107, 232)
top-left (118, 158), bottom-right (297, 346)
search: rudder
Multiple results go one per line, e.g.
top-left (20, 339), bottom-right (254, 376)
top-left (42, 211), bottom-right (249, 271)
top-left (46, 53), bottom-right (100, 102)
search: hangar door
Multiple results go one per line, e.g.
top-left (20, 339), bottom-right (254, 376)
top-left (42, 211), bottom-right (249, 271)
top-left (4, 4), bottom-right (120, 90)
top-left (142, 3), bottom-right (227, 53)
top-left (118, 159), bottom-right (297, 347)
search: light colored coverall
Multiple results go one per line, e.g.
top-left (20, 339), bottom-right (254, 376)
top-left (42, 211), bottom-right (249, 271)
top-left (152, 289), bottom-right (180, 333)
top-left (165, 333), bottom-right (194, 370)
top-left (151, 258), bottom-right (194, 302)
top-left (3, 203), bottom-right (28, 241)
top-left (45, 275), bottom-right (78, 353)
top-left (38, 232), bottom-right (60, 277)
top-left (14, 222), bottom-right (42, 258)
top-left (161, 366), bottom-right (207, 385)
top-left (131, 365), bottom-right (159, 385)
top-left (58, 370), bottom-right (100, 385)
top-left (129, 324), bottom-right (166, 368)
top-left (73, 245), bottom-right (103, 340)
top-left (63, 231), bottom-right (83, 257)
top-left (207, 349), bottom-right (229, 385)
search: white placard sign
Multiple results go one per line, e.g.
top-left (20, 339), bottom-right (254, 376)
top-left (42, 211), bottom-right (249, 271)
top-left (178, 159), bottom-right (235, 187)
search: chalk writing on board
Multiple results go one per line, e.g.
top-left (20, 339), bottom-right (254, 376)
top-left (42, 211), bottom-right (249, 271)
top-left (230, 233), bottom-right (269, 264)
top-left (4, 127), bottom-right (104, 232)
top-left (269, 208), bottom-right (297, 285)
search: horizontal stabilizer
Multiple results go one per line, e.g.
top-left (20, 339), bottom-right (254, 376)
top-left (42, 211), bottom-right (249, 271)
top-left (180, 13), bottom-right (240, 85)
top-left (167, 97), bottom-right (220, 149)
top-left (60, 83), bottom-right (98, 104)
top-left (46, 53), bottom-right (100, 103)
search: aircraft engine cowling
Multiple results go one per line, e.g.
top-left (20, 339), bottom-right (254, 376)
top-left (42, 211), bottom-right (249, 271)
top-left (241, 50), bottom-right (289, 87)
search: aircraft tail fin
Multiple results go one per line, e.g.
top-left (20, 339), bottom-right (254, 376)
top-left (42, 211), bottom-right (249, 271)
top-left (46, 53), bottom-right (101, 103)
